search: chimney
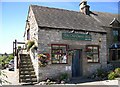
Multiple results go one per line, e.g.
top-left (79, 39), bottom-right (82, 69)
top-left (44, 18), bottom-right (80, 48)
top-left (79, 0), bottom-right (90, 15)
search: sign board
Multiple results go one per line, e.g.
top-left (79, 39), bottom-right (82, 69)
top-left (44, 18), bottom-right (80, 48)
top-left (62, 33), bottom-right (92, 41)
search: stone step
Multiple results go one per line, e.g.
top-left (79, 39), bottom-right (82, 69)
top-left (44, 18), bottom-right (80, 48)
top-left (20, 71), bottom-right (35, 75)
top-left (20, 75), bottom-right (36, 79)
top-left (20, 68), bottom-right (34, 71)
top-left (20, 79), bottom-right (37, 83)
top-left (20, 62), bottom-right (32, 65)
top-left (19, 54), bottom-right (37, 84)
top-left (20, 54), bottom-right (30, 57)
top-left (20, 61), bottom-right (31, 64)
top-left (20, 55), bottom-right (30, 58)
top-left (20, 64), bottom-right (32, 67)
top-left (20, 65), bottom-right (33, 68)
top-left (21, 57), bottom-right (31, 61)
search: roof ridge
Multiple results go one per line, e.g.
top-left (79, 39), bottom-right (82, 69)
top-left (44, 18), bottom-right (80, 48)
top-left (30, 4), bottom-right (83, 14)
top-left (92, 11), bottom-right (118, 15)
top-left (30, 4), bottom-right (117, 15)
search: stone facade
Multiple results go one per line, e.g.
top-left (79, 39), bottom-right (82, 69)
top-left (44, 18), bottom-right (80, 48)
top-left (37, 28), bottom-right (107, 81)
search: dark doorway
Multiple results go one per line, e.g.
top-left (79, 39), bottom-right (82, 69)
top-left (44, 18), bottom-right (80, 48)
top-left (72, 49), bottom-right (82, 77)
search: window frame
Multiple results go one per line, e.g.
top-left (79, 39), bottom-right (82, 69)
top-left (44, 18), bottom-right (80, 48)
top-left (86, 45), bottom-right (100, 63)
top-left (51, 44), bottom-right (68, 64)
top-left (113, 29), bottom-right (120, 42)
top-left (109, 48), bottom-right (120, 61)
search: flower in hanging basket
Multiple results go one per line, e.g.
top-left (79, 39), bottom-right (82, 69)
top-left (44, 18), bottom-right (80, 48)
top-left (38, 53), bottom-right (49, 67)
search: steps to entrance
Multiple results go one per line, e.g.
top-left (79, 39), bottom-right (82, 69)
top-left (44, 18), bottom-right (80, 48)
top-left (19, 54), bottom-right (37, 84)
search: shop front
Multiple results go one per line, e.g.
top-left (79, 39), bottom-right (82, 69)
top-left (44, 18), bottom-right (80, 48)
top-left (37, 28), bottom-right (107, 81)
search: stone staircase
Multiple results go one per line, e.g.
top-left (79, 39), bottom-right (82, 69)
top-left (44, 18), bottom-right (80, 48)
top-left (19, 54), bottom-right (37, 84)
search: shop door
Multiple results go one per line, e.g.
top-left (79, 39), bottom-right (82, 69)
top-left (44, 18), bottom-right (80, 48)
top-left (72, 49), bottom-right (82, 77)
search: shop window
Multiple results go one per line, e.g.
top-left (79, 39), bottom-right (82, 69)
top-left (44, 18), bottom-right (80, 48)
top-left (51, 44), bottom-right (68, 64)
top-left (86, 45), bottom-right (99, 63)
top-left (109, 49), bottom-right (120, 61)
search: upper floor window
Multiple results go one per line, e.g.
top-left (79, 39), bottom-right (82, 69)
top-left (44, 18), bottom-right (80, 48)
top-left (113, 29), bottom-right (120, 42)
top-left (27, 29), bottom-right (30, 40)
top-left (86, 45), bottom-right (99, 63)
top-left (51, 44), bottom-right (68, 64)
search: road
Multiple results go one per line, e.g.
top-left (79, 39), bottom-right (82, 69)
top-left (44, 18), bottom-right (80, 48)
top-left (0, 69), bottom-right (119, 86)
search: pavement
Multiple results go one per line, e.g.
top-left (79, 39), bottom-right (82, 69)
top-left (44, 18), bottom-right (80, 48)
top-left (68, 77), bottom-right (119, 85)
top-left (0, 69), bottom-right (20, 85)
top-left (0, 69), bottom-right (119, 86)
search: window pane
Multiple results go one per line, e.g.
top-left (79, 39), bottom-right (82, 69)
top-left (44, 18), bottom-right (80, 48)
top-left (52, 54), bottom-right (60, 63)
top-left (87, 57), bottom-right (93, 62)
top-left (59, 46), bottom-right (67, 53)
top-left (60, 54), bottom-right (67, 63)
top-left (51, 45), bottom-right (67, 64)
top-left (52, 45), bottom-right (59, 49)
top-left (110, 49), bottom-right (120, 61)
top-left (113, 30), bottom-right (118, 42)
top-left (111, 50), bottom-right (117, 61)
top-left (93, 47), bottom-right (98, 53)
top-left (52, 49), bottom-right (62, 54)
top-left (93, 54), bottom-right (99, 62)
top-left (88, 47), bottom-right (92, 52)
top-left (86, 45), bottom-right (99, 63)
top-left (113, 30), bottom-right (118, 36)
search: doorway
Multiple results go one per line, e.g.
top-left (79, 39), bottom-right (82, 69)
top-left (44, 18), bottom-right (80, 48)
top-left (72, 49), bottom-right (82, 77)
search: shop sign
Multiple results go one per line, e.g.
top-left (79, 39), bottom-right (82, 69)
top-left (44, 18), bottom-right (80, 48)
top-left (62, 33), bottom-right (92, 41)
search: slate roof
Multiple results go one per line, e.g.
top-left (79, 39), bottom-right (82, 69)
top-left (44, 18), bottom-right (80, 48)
top-left (90, 11), bottom-right (118, 27)
top-left (30, 5), bottom-right (118, 33)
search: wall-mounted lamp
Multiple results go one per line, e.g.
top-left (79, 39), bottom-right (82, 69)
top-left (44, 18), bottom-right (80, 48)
top-left (71, 30), bottom-right (75, 33)
top-left (86, 32), bottom-right (89, 35)
top-left (99, 37), bottom-right (102, 42)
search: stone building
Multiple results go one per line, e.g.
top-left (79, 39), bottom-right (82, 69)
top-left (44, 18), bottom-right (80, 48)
top-left (23, 0), bottom-right (120, 82)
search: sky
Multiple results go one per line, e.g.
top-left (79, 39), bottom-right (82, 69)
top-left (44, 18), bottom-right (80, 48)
top-left (0, 1), bottom-right (119, 54)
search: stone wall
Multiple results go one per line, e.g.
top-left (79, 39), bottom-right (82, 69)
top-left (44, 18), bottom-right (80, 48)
top-left (24, 6), bottom-right (38, 44)
top-left (24, 7), bottom-right (39, 81)
top-left (38, 27), bottom-right (107, 81)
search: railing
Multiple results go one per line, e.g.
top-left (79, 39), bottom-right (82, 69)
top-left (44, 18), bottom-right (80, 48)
top-left (13, 39), bottom-right (25, 69)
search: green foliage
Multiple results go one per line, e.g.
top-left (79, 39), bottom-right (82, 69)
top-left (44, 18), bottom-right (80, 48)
top-left (108, 71), bottom-right (117, 80)
top-left (5, 54), bottom-right (14, 64)
top-left (38, 54), bottom-right (48, 67)
top-left (59, 73), bottom-right (69, 81)
top-left (0, 54), bottom-right (14, 67)
top-left (0, 56), bottom-right (5, 65)
top-left (18, 46), bottom-right (21, 49)
top-left (114, 68), bottom-right (120, 76)
top-left (108, 68), bottom-right (120, 80)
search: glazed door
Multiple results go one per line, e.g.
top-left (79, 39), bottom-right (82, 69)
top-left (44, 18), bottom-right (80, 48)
top-left (72, 49), bottom-right (82, 77)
